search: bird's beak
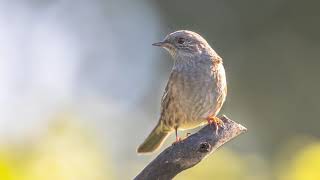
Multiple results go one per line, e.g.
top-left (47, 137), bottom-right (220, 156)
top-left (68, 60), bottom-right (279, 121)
top-left (152, 41), bottom-right (166, 47)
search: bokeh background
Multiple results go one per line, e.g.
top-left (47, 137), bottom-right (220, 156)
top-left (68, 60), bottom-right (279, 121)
top-left (0, 0), bottom-right (320, 179)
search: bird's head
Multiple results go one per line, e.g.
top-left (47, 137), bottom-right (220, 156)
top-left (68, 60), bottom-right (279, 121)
top-left (152, 30), bottom-right (212, 59)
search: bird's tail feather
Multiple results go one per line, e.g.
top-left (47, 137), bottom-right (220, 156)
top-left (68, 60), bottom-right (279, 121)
top-left (137, 122), bottom-right (170, 154)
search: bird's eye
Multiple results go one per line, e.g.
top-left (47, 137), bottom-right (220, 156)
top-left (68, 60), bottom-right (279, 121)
top-left (177, 38), bottom-right (185, 44)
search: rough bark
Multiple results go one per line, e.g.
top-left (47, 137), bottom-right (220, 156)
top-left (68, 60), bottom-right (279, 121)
top-left (134, 115), bottom-right (247, 180)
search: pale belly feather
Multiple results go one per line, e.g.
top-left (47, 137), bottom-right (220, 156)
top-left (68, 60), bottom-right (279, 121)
top-left (175, 63), bottom-right (227, 129)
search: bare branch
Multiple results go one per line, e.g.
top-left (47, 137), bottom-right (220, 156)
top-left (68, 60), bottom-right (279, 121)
top-left (134, 115), bottom-right (247, 180)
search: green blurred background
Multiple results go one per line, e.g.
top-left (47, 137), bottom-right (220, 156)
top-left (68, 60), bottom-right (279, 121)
top-left (0, 0), bottom-right (319, 179)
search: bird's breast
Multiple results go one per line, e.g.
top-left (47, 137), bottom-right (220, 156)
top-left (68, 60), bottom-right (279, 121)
top-left (172, 61), bottom-right (225, 122)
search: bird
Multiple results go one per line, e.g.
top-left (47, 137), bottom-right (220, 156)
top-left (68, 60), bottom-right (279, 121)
top-left (137, 30), bottom-right (227, 153)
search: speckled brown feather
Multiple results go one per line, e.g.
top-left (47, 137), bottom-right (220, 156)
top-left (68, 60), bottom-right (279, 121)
top-left (137, 30), bottom-right (227, 153)
top-left (160, 55), bottom-right (226, 131)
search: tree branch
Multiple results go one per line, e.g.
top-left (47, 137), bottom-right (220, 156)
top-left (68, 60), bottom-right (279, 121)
top-left (134, 115), bottom-right (247, 180)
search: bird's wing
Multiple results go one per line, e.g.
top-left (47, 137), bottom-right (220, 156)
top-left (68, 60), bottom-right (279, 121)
top-left (158, 70), bottom-right (178, 129)
top-left (160, 73), bottom-right (172, 117)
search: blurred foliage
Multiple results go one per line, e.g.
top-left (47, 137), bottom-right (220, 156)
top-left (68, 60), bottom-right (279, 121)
top-left (0, 114), bottom-right (114, 180)
top-left (1, 121), bottom-right (318, 180)
top-left (0, 116), bottom-right (319, 180)
top-left (276, 138), bottom-right (320, 180)
top-left (0, 153), bottom-right (16, 180)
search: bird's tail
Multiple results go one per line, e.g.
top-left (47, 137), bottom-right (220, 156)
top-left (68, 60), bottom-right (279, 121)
top-left (137, 122), bottom-right (170, 154)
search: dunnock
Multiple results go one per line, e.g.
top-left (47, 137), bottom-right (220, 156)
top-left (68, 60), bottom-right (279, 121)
top-left (137, 30), bottom-right (227, 153)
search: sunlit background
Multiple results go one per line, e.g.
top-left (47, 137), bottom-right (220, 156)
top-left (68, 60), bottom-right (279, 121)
top-left (0, 0), bottom-right (320, 179)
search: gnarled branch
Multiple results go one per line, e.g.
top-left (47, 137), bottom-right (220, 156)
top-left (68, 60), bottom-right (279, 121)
top-left (134, 115), bottom-right (247, 180)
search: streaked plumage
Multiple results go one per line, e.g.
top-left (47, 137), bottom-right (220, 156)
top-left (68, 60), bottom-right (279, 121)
top-left (137, 30), bottom-right (227, 153)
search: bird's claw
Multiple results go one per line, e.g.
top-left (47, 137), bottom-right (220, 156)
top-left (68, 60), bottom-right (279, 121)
top-left (172, 137), bottom-right (182, 146)
top-left (207, 116), bottom-right (225, 134)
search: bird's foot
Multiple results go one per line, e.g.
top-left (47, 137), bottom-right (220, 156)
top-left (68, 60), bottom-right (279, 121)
top-left (172, 132), bottom-right (191, 146)
top-left (172, 136), bottom-right (182, 145)
top-left (207, 116), bottom-right (225, 134)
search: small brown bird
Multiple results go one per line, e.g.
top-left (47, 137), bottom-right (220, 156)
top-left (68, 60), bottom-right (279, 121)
top-left (137, 30), bottom-right (227, 153)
